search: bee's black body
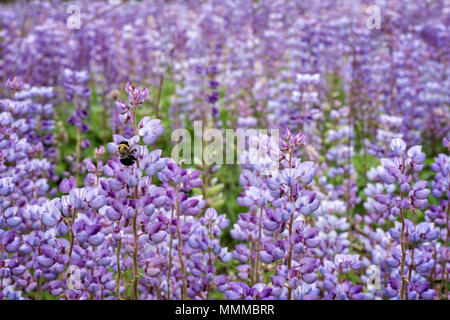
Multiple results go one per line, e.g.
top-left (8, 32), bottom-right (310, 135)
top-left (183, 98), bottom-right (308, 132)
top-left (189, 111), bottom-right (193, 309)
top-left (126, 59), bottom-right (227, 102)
top-left (117, 140), bottom-right (137, 166)
top-left (119, 156), bottom-right (136, 166)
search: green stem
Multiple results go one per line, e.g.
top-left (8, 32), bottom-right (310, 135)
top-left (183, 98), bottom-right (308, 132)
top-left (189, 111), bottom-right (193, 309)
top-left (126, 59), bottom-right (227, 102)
top-left (408, 208), bottom-right (416, 284)
top-left (286, 211), bottom-right (294, 300)
top-left (249, 238), bottom-right (255, 286)
top-left (175, 184), bottom-right (187, 299)
top-left (255, 206), bottom-right (263, 284)
top-left (167, 207), bottom-right (175, 300)
top-left (287, 148), bottom-right (294, 300)
top-left (155, 75), bottom-right (164, 118)
top-left (397, 155), bottom-right (407, 300)
top-left (132, 204), bottom-right (139, 300)
top-left (116, 237), bottom-right (122, 300)
top-left (75, 127), bottom-right (80, 184)
top-left (206, 221), bottom-right (213, 299)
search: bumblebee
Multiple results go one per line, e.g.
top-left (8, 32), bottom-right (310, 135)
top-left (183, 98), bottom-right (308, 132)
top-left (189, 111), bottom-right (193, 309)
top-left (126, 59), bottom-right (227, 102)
top-left (117, 140), bottom-right (137, 166)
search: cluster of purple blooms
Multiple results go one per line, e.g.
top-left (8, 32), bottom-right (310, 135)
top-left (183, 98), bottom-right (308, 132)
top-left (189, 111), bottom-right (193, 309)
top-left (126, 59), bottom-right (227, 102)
top-left (0, 0), bottom-right (449, 300)
top-left (0, 81), bottom-right (233, 300)
top-left (1, 86), bottom-right (449, 301)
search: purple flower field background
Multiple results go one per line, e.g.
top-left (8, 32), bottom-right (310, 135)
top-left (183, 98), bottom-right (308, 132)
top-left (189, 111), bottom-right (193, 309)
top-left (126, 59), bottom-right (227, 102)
top-left (0, 0), bottom-right (449, 300)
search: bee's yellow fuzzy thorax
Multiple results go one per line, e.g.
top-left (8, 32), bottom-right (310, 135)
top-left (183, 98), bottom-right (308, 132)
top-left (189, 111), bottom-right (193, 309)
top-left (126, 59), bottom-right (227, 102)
top-left (117, 143), bottom-right (130, 154)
